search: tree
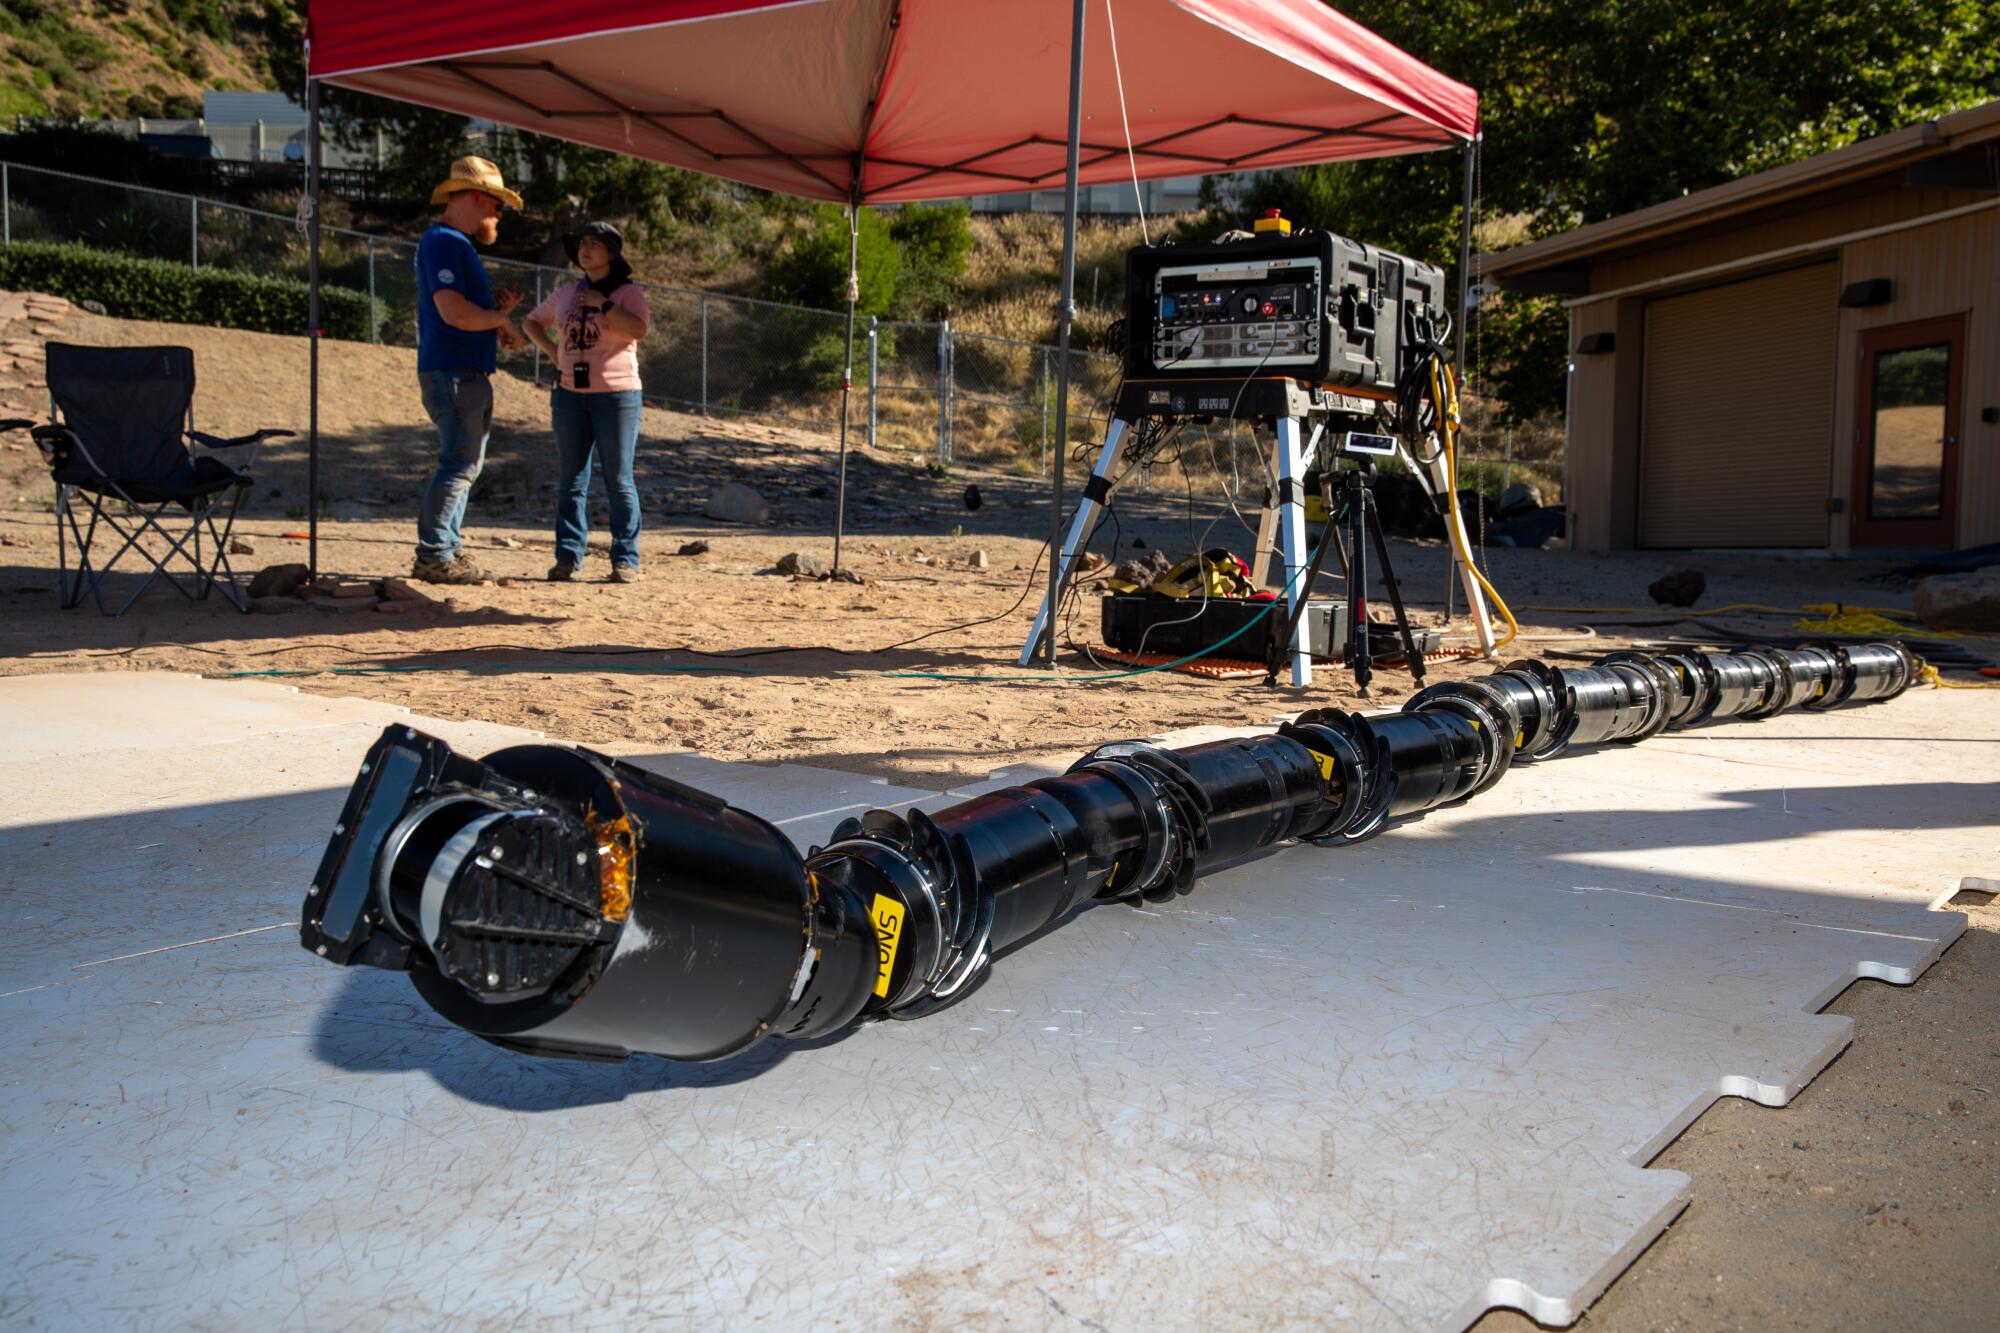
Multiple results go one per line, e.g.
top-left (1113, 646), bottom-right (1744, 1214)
top-left (1225, 0), bottom-right (2000, 423)
top-left (769, 204), bottom-right (900, 316)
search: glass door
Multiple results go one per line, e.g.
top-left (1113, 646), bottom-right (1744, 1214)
top-left (1851, 315), bottom-right (1963, 547)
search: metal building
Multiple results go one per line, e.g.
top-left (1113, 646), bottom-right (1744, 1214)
top-left (1482, 100), bottom-right (1998, 553)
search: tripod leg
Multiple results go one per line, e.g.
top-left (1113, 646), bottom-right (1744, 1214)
top-left (1273, 416), bottom-right (1312, 687)
top-left (1346, 471), bottom-right (1371, 695)
top-left (1265, 476), bottom-right (1345, 686)
top-left (1018, 417), bottom-right (1129, 666)
top-left (1249, 482), bottom-right (1277, 588)
top-left (1365, 489), bottom-right (1427, 684)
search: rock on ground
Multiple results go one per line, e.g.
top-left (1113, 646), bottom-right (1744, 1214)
top-left (247, 563), bottom-right (310, 599)
top-left (706, 482), bottom-right (770, 525)
top-left (1649, 567), bottom-right (1707, 608)
top-left (1916, 566), bottom-right (2000, 630)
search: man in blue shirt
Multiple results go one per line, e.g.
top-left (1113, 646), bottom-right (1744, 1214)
top-left (412, 156), bottom-right (527, 584)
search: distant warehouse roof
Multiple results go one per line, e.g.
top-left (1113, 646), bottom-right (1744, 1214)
top-left (202, 91), bottom-right (308, 127)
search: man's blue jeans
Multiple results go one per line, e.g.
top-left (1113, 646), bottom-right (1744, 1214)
top-left (416, 370), bottom-right (492, 563)
top-left (551, 387), bottom-right (643, 569)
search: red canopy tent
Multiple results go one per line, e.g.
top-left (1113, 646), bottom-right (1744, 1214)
top-left (301, 0), bottom-right (1476, 654)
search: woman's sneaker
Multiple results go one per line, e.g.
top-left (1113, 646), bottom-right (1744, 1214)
top-left (610, 564), bottom-right (642, 584)
top-left (411, 554), bottom-right (493, 585)
top-left (547, 558), bottom-right (578, 582)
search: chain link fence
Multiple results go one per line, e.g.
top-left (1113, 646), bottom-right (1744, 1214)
top-left (0, 160), bottom-right (1119, 469)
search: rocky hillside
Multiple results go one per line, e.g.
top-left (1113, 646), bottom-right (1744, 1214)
top-left (0, 0), bottom-right (294, 121)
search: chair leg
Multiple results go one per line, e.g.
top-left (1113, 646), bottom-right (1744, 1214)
top-left (198, 485), bottom-right (250, 611)
top-left (55, 483), bottom-right (75, 608)
top-left (62, 483), bottom-right (255, 616)
top-left (122, 505), bottom-right (212, 611)
top-left (71, 498), bottom-right (202, 616)
top-left (99, 506), bottom-right (185, 616)
top-left (61, 494), bottom-right (107, 612)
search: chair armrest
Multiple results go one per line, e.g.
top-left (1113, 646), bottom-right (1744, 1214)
top-left (189, 427), bottom-right (298, 449)
top-left (31, 424), bottom-right (101, 476)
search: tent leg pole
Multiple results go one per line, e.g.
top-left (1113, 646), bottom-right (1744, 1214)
top-left (1443, 134), bottom-right (1474, 626)
top-left (306, 75), bottom-right (322, 583)
top-left (1043, 0), bottom-right (1088, 668)
top-left (832, 177), bottom-right (861, 578)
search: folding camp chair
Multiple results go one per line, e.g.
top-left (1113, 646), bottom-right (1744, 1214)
top-left (7, 343), bottom-right (295, 615)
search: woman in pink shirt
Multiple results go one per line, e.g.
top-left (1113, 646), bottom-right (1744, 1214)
top-left (523, 222), bottom-right (652, 582)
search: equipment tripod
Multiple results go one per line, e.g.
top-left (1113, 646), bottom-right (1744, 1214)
top-left (1265, 460), bottom-right (1427, 694)
top-left (1018, 375), bottom-right (1497, 687)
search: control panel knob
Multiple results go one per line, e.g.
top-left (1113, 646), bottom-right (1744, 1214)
top-left (1241, 296), bottom-right (1259, 314)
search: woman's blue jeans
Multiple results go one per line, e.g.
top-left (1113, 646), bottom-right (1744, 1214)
top-left (550, 387), bottom-right (643, 568)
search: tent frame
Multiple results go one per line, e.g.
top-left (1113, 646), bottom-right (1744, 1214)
top-left (301, 2), bottom-right (1477, 654)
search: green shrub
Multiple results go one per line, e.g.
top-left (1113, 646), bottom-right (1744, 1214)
top-left (0, 241), bottom-right (371, 340)
top-left (887, 202), bottom-right (973, 320)
top-left (768, 204), bottom-right (899, 316)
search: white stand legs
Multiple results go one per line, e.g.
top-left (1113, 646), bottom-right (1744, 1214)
top-left (1273, 416), bottom-right (1312, 687)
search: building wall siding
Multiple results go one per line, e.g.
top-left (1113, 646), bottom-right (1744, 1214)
top-left (1561, 194), bottom-right (1995, 552)
top-left (1833, 207), bottom-right (2000, 548)
top-left (1564, 302), bottom-right (1621, 551)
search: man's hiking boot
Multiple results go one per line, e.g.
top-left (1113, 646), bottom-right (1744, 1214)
top-left (547, 559), bottom-right (578, 582)
top-left (412, 554), bottom-right (493, 585)
top-left (610, 564), bottom-right (642, 584)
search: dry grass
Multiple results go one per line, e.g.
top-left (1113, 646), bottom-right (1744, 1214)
top-left (957, 212), bottom-right (1195, 345)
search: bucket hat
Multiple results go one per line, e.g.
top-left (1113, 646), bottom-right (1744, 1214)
top-left (564, 220), bottom-right (626, 266)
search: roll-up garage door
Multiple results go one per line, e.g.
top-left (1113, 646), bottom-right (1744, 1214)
top-left (1640, 263), bottom-right (1837, 546)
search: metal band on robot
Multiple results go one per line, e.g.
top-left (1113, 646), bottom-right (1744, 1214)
top-left (299, 640), bottom-right (1920, 1064)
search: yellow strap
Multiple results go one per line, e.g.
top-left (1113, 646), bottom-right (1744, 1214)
top-left (1920, 663), bottom-right (2000, 690)
top-left (1793, 608), bottom-right (1911, 637)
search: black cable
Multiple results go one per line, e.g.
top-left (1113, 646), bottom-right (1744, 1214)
top-left (869, 533), bottom-right (1053, 655)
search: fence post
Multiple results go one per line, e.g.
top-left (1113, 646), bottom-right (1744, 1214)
top-left (366, 239), bottom-right (378, 343)
top-left (1040, 346), bottom-right (1051, 475)
top-left (190, 196), bottom-right (199, 272)
top-left (699, 294), bottom-right (709, 416)
top-left (932, 320), bottom-right (948, 464)
top-left (867, 315), bottom-right (879, 449)
top-left (2, 163), bottom-right (9, 253)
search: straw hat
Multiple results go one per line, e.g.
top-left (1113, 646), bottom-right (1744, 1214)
top-left (430, 156), bottom-right (523, 210)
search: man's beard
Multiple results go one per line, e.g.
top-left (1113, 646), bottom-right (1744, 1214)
top-left (477, 217), bottom-right (500, 245)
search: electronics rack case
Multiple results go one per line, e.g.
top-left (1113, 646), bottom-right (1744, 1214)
top-left (1123, 230), bottom-right (1446, 397)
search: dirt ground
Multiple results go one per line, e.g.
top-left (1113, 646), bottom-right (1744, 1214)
top-left (3, 296), bottom-right (1997, 1328)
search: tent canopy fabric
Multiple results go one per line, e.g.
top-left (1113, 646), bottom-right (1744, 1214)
top-left (308, 0), bottom-right (1478, 203)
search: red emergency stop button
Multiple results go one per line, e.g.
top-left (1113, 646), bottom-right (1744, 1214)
top-left (1261, 300), bottom-right (1276, 316)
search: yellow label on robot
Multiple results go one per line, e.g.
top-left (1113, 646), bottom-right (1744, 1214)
top-left (1307, 749), bottom-right (1336, 781)
top-left (871, 893), bottom-right (905, 998)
